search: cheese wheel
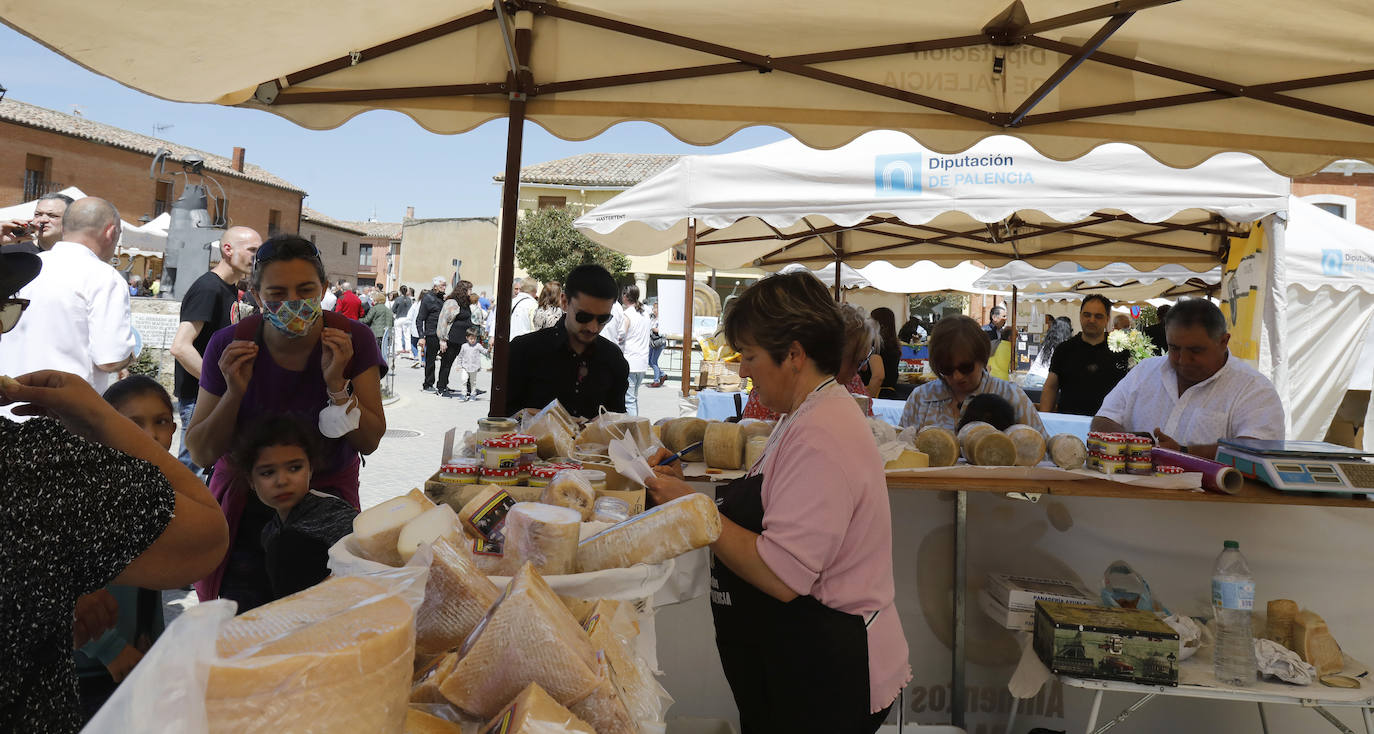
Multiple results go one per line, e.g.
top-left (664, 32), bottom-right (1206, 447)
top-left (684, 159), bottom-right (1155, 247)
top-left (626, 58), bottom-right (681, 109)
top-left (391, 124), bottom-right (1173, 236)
top-left (744, 435), bottom-right (768, 471)
top-left (540, 469), bottom-right (596, 521)
top-left (1265, 599), bottom-right (1298, 649)
top-left (482, 683), bottom-right (596, 734)
top-left (504, 502), bottom-right (582, 576)
top-left (885, 448), bottom-right (931, 470)
top-left (1047, 434), bottom-right (1089, 470)
top-left (738, 418), bottom-right (774, 442)
top-left (957, 421), bottom-right (998, 462)
top-left (442, 564), bottom-right (602, 718)
top-left (415, 536), bottom-right (501, 656)
top-left (661, 417), bottom-right (707, 462)
top-left (702, 421), bottom-right (745, 470)
top-left (352, 494), bottom-right (428, 566)
top-left (577, 492), bottom-right (722, 573)
top-left (396, 504), bottom-right (464, 564)
top-left (459, 484), bottom-right (516, 542)
top-left (968, 431), bottom-right (1017, 466)
top-left (915, 426), bottom-right (959, 467)
top-left (1004, 424), bottom-right (1047, 467)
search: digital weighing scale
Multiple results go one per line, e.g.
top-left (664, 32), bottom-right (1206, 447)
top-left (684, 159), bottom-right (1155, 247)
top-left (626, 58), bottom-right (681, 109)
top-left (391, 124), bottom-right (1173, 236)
top-left (1215, 438), bottom-right (1374, 494)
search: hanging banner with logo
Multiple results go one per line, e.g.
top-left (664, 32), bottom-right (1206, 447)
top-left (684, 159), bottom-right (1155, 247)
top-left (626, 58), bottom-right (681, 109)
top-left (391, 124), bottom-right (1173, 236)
top-left (1219, 224), bottom-right (1268, 364)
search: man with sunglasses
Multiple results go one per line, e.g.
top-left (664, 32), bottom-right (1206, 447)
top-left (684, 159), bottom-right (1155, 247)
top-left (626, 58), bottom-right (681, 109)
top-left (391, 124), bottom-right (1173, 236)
top-left (505, 263), bottom-right (629, 419)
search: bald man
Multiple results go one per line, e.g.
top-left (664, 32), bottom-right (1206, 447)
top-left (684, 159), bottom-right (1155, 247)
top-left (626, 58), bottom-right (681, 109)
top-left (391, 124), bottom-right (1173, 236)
top-left (0, 198), bottom-right (136, 416)
top-left (169, 225), bottom-right (262, 472)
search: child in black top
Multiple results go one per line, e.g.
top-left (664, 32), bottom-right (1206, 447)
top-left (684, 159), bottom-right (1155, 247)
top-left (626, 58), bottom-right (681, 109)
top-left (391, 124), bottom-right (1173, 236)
top-left (229, 417), bottom-right (357, 602)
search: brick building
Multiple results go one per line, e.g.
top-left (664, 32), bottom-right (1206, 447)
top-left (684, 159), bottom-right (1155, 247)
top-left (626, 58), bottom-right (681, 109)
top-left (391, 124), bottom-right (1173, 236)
top-left (1292, 160), bottom-right (1374, 230)
top-left (333, 217), bottom-right (403, 292)
top-left (0, 97), bottom-right (304, 238)
top-left (299, 208), bottom-right (369, 287)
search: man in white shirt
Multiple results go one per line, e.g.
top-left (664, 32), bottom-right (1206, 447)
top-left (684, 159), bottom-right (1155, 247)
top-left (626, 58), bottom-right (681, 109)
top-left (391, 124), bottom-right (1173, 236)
top-left (1092, 299), bottom-right (1284, 459)
top-left (508, 277), bottom-right (539, 340)
top-left (0, 197), bottom-right (135, 416)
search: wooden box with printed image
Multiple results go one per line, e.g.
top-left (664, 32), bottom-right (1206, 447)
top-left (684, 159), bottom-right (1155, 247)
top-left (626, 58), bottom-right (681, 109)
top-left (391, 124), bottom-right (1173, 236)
top-left (1033, 601), bottom-right (1180, 686)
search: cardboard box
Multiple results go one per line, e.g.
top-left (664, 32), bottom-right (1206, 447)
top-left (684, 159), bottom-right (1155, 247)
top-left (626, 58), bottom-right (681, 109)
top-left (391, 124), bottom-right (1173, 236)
top-left (696, 360), bottom-right (741, 391)
top-left (979, 589), bottom-right (1034, 632)
top-left (987, 573), bottom-right (1096, 612)
top-left (1033, 601), bottom-right (1180, 686)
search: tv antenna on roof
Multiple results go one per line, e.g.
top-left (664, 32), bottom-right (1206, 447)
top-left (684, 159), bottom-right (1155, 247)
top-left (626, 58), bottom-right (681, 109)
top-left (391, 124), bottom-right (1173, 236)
top-left (69, 104), bottom-right (84, 116)
top-left (153, 123), bottom-right (174, 137)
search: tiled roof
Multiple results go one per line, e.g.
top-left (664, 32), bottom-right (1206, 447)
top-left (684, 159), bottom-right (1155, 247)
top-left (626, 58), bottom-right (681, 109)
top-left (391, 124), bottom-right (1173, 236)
top-left (494, 153), bottom-right (682, 187)
top-left (334, 219), bottom-right (403, 239)
top-left (301, 207), bottom-right (368, 235)
top-left (0, 98), bottom-right (305, 194)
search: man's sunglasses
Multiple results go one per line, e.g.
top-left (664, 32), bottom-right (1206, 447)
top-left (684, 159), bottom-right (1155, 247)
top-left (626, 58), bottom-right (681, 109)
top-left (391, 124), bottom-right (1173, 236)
top-left (936, 360), bottom-right (978, 377)
top-left (0, 298), bottom-right (29, 334)
top-left (253, 239), bottom-right (322, 268)
top-left (574, 310), bottom-right (613, 325)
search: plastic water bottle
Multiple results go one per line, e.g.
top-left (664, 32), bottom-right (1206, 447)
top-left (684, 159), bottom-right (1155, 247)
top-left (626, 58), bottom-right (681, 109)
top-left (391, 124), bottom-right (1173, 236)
top-left (1212, 540), bottom-right (1257, 686)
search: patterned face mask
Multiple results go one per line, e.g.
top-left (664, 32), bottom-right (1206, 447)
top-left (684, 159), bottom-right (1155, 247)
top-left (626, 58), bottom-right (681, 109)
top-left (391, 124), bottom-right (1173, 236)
top-left (262, 298), bottom-right (322, 338)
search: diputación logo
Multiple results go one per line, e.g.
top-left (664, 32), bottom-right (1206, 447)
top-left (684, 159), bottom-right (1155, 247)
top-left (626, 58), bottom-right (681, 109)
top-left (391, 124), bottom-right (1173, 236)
top-left (875, 153), bottom-right (923, 196)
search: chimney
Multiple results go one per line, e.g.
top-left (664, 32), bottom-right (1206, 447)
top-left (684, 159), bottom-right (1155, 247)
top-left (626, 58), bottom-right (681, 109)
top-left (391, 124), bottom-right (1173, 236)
top-left (405, 206), bottom-right (415, 219)
top-left (231, 147), bottom-right (245, 172)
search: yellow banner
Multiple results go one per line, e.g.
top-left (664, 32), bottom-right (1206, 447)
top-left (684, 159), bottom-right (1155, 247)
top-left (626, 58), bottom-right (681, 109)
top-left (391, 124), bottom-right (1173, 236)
top-left (1220, 223), bottom-right (1266, 364)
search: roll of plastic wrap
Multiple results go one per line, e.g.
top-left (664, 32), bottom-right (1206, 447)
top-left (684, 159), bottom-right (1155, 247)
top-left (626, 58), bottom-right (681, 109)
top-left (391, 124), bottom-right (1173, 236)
top-left (1150, 448), bottom-right (1243, 494)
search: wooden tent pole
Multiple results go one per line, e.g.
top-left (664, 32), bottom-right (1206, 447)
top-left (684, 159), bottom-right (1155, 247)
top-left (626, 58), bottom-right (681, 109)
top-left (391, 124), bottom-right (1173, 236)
top-left (488, 14), bottom-right (531, 417)
top-left (681, 218), bottom-right (697, 398)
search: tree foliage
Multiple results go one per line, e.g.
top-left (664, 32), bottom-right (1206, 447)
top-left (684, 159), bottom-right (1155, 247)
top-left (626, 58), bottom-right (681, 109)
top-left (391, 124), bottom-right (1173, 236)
top-left (514, 207), bottom-right (631, 284)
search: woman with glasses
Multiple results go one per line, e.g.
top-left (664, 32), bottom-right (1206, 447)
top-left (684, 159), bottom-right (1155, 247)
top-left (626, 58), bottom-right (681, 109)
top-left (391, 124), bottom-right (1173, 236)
top-left (0, 251), bottom-right (228, 732)
top-left (645, 272), bottom-right (907, 733)
top-left (184, 235), bottom-right (388, 611)
top-left (898, 315), bottom-right (1045, 434)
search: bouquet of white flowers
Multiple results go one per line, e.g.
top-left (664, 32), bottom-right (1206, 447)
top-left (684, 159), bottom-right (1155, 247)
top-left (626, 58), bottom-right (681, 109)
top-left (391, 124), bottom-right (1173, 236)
top-left (1107, 329), bottom-right (1158, 368)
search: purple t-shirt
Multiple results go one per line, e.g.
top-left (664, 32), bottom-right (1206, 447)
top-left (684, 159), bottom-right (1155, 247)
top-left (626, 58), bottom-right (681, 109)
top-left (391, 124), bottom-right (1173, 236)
top-left (200, 318), bottom-right (386, 469)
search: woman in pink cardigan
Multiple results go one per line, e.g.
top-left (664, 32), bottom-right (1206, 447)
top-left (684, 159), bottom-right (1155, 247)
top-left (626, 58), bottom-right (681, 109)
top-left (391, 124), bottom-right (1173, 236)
top-left (647, 272), bottom-right (909, 733)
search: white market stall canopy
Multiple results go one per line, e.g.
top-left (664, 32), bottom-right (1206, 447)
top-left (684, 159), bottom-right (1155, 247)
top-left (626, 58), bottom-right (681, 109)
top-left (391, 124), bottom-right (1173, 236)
top-left (0, 187), bottom-right (168, 254)
top-left (576, 131), bottom-right (1289, 271)
top-left (973, 260), bottom-right (1221, 301)
top-left (785, 261), bottom-right (1007, 295)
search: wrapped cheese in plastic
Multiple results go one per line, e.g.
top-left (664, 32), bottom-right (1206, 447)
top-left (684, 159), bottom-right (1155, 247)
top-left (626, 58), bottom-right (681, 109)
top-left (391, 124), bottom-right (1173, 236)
top-left (412, 653), bottom-right (459, 704)
top-left (584, 601), bottom-right (672, 725)
top-left (416, 536), bottom-right (502, 656)
top-left (569, 655), bottom-right (637, 734)
top-left (539, 469), bottom-right (596, 521)
top-left (440, 564), bottom-right (601, 718)
top-left (577, 492), bottom-right (722, 573)
top-left (206, 576), bottom-right (415, 733)
top-left (469, 536), bottom-right (509, 577)
top-left (404, 708), bottom-right (465, 733)
top-left (523, 400), bottom-right (579, 459)
top-left (481, 682), bottom-right (596, 734)
top-left (503, 502), bottom-right (582, 577)
top-left (459, 485), bottom-right (516, 543)
top-left (354, 494), bottom-right (430, 566)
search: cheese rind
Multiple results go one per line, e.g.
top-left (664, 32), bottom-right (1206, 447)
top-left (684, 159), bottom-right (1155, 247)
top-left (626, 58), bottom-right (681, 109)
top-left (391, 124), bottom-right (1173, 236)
top-left (459, 485), bottom-right (516, 542)
top-left (569, 658), bottom-right (638, 734)
top-left (540, 470), bottom-right (596, 521)
top-left (969, 431), bottom-right (1017, 466)
top-left (441, 564), bottom-right (601, 718)
top-left (1004, 424), bottom-right (1047, 467)
top-left (353, 495), bottom-right (428, 566)
top-left (1047, 434), bottom-right (1088, 470)
top-left (585, 602), bottom-right (669, 724)
top-left (404, 708), bottom-right (465, 733)
top-left (503, 502), bottom-right (582, 576)
top-left (661, 418), bottom-right (707, 462)
top-left (480, 683), bottom-right (597, 734)
top-left (957, 421), bottom-right (998, 462)
top-left (703, 421), bottom-right (744, 469)
top-left (416, 536), bottom-right (502, 656)
top-left (885, 448), bottom-right (930, 470)
top-left (576, 492), bottom-right (722, 573)
top-left (915, 426), bottom-right (959, 467)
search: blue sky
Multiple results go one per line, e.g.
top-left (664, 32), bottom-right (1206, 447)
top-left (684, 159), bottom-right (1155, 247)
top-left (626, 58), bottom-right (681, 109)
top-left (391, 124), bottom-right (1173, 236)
top-left (0, 26), bottom-right (788, 222)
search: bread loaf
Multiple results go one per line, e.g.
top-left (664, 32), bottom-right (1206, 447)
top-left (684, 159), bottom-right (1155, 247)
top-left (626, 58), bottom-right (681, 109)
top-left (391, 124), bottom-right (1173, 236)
top-left (661, 418), bottom-right (707, 462)
top-left (459, 485), bottom-right (516, 542)
top-left (1004, 424), bottom-right (1047, 466)
top-left (1294, 609), bottom-right (1343, 675)
top-left (415, 536), bottom-right (501, 656)
top-left (503, 502), bottom-right (582, 576)
top-left (1047, 434), bottom-right (1088, 470)
top-left (577, 492), bottom-right (722, 573)
top-left (703, 421), bottom-right (745, 469)
top-left (353, 494), bottom-right (428, 566)
top-left (915, 426), bottom-right (959, 467)
top-left (482, 682), bottom-right (596, 734)
top-left (441, 564), bottom-right (601, 718)
top-left (1265, 599), bottom-right (1298, 650)
top-left (968, 431), bottom-right (1017, 466)
top-left (396, 504), bottom-right (464, 564)
top-left (540, 470), bottom-right (596, 521)
top-left (885, 448), bottom-right (931, 470)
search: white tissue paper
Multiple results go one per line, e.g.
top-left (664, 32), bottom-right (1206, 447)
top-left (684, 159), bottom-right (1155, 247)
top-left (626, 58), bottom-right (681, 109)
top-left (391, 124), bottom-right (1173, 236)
top-left (1162, 614), bottom-right (1207, 661)
top-left (609, 434), bottom-right (656, 487)
top-left (867, 417), bottom-right (910, 464)
top-left (1254, 638), bottom-right (1318, 685)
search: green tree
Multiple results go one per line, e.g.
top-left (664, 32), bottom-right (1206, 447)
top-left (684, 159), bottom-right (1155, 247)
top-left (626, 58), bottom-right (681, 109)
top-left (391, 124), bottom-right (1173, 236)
top-left (514, 207), bottom-right (631, 284)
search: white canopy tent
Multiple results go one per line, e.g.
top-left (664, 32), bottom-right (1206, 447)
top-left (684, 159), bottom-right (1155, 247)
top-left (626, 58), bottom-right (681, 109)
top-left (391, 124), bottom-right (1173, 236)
top-left (0, 187), bottom-right (169, 254)
top-left (783, 261), bottom-right (1006, 295)
top-left (973, 260), bottom-right (1221, 301)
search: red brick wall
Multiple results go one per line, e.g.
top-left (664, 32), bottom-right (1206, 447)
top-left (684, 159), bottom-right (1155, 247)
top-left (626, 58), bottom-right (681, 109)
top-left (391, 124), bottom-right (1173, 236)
top-left (0, 121), bottom-right (302, 236)
top-left (1292, 173), bottom-right (1374, 230)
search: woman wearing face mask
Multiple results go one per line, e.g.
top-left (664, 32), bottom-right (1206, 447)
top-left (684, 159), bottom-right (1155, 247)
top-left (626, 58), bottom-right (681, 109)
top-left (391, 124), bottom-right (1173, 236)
top-left (898, 315), bottom-right (1045, 434)
top-left (185, 235), bottom-right (387, 610)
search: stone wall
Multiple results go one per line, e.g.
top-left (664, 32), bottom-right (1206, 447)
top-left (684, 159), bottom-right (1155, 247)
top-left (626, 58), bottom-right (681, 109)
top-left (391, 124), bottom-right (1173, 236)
top-left (129, 296), bottom-right (181, 395)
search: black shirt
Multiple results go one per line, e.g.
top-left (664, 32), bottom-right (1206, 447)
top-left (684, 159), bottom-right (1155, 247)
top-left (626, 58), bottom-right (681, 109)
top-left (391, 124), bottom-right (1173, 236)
top-left (0, 418), bottom-right (174, 733)
top-left (1047, 333), bottom-right (1131, 416)
top-left (417, 290), bottom-right (443, 337)
top-left (260, 492), bottom-right (358, 603)
top-left (506, 320), bottom-right (630, 419)
top-left (1144, 322), bottom-right (1168, 355)
top-left (174, 271), bottom-right (240, 404)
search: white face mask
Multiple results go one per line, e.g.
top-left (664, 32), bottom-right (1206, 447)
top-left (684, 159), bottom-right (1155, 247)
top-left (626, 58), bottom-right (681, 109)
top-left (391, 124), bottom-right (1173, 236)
top-left (318, 400), bottom-right (360, 439)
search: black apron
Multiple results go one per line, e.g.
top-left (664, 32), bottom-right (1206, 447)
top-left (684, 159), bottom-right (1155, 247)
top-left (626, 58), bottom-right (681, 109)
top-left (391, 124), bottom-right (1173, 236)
top-left (710, 470), bottom-right (890, 734)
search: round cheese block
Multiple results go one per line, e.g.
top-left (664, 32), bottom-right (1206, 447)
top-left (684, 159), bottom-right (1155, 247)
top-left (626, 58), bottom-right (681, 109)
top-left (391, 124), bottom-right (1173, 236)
top-left (968, 431), bottom-right (1017, 466)
top-left (914, 426), bottom-right (959, 467)
top-left (737, 418), bottom-right (774, 442)
top-left (1047, 434), bottom-right (1089, 470)
top-left (884, 448), bottom-right (931, 471)
top-left (703, 421), bottom-right (745, 470)
top-left (1004, 424), bottom-right (1047, 467)
top-left (661, 418), bottom-right (708, 462)
top-left (957, 421), bottom-right (998, 463)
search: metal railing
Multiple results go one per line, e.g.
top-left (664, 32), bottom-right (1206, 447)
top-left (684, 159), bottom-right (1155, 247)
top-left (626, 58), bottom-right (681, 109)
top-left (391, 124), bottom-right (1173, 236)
top-left (21, 177), bottom-right (64, 202)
